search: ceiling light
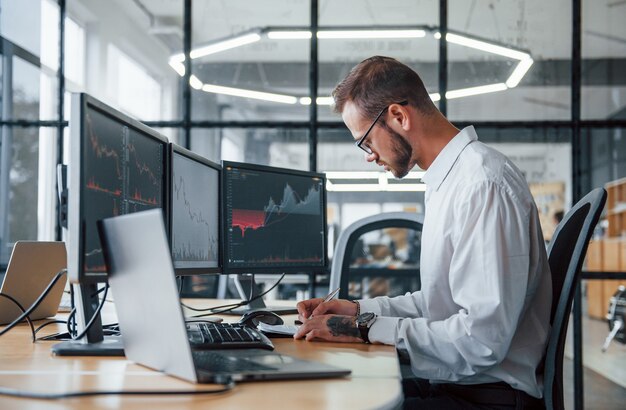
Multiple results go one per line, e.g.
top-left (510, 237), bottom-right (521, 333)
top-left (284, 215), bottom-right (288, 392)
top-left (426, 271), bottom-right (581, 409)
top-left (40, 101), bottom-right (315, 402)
top-left (168, 59), bottom-right (185, 76)
top-left (446, 83), bottom-right (508, 99)
top-left (201, 83), bottom-right (298, 104)
top-left (505, 58), bottom-right (534, 88)
top-left (299, 96), bottom-right (334, 105)
top-left (190, 33), bottom-right (261, 59)
top-left (189, 75), bottom-right (203, 90)
top-left (444, 33), bottom-right (530, 60)
top-left (325, 171), bottom-right (427, 192)
top-left (429, 93), bottom-right (441, 102)
top-left (169, 26), bottom-right (534, 105)
top-left (326, 181), bottom-right (427, 192)
top-left (324, 171), bottom-right (424, 179)
top-left (317, 29), bottom-right (426, 39)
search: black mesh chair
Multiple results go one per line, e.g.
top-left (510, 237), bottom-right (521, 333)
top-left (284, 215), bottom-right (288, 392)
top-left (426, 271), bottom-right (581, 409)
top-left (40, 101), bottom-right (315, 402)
top-left (543, 188), bottom-right (607, 410)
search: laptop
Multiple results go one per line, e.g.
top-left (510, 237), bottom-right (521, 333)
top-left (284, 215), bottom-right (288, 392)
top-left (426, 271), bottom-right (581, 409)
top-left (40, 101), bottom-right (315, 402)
top-left (0, 241), bottom-right (67, 325)
top-left (97, 209), bottom-right (351, 383)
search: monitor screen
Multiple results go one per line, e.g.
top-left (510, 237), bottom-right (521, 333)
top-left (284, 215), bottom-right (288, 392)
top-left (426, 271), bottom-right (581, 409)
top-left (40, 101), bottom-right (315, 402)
top-left (67, 93), bottom-right (168, 283)
top-left (169, 144), bottom-right (221, 274)
top-left (222, 161), bottom-right (327, 273)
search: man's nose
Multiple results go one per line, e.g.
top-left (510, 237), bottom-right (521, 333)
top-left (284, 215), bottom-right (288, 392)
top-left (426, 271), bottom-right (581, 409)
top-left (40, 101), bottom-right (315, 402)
top-left (365, 152), bottom-right (378, 163)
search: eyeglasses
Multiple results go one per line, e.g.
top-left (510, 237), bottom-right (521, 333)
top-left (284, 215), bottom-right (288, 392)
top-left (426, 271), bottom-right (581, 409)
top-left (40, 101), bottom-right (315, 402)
top-left (354, 101), bottom-right (408, 155)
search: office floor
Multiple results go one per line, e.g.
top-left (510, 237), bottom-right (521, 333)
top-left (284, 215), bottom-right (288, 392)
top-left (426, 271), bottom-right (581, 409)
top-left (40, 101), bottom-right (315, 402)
top-left (563, 315), bottom-right (626, 409)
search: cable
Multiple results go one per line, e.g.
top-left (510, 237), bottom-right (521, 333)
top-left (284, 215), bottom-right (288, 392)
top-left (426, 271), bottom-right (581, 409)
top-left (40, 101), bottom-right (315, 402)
top-left (182, 273), bottom-right (286, 314)
top-left (190, 273), bottom-right (286, 318)
top-left (34, 320), bottom-right (67, 336)
top-left (0, 379), bottom-right (235, 399)
top-left (70, 284), bottom-right (109, 340)
top-left (0, 269), bottom-right (67, 339)
top-left (249, 273), bottom-right (255, 301)
top-left (64, 285), bottom-right (109, 339)
top-left (0, 293), bottom-right (36, 342)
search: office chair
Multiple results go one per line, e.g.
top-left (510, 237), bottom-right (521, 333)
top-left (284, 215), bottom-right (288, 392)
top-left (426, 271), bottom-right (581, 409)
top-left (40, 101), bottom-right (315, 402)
top-left (543, 187), bottom-right (607, 410)
top-left (329, 212), bottom-right (424, 299)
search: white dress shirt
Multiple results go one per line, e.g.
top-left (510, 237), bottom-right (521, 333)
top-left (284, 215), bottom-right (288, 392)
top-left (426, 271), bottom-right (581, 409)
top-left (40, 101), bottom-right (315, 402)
top-left (358, 126), bottom-right (552, 398)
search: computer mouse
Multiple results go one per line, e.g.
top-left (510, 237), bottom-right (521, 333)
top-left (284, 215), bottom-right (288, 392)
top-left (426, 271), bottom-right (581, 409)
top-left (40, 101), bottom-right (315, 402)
top-left (238, 310), bottom-right (284, 328)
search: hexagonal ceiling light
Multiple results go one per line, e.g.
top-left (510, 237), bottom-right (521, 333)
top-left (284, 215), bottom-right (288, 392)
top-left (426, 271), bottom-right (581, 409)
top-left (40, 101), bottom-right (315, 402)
top-left (168, 26), bottom-right (533, 105)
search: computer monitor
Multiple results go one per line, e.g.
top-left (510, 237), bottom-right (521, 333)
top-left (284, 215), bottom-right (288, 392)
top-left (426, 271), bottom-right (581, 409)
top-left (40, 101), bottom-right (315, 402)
top-left (53, 93), bottom-right (168, 356)
top-left (222, 161), bottom-right (327, 313)
top-left (168, 144), bottom-right (221, 275)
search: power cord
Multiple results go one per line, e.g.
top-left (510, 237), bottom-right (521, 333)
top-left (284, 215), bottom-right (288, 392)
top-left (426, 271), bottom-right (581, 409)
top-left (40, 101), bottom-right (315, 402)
top-left (0, 269), bottom-right (67, 339)
top-left (64, 284), bottom-right (110, 340)
top-left (0, 293), bottom-right (36, 342)
top-left (188, 273), bottom-right (286, 318)
top-left (0, 379), bottom-right (235, 399)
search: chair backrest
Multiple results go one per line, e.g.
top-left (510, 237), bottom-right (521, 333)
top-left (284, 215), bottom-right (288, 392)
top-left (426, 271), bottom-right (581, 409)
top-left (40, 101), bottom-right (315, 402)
top-left (543, 187), bottom-right (607, 410)
top-left (330, 212), bottom-right (423, 299)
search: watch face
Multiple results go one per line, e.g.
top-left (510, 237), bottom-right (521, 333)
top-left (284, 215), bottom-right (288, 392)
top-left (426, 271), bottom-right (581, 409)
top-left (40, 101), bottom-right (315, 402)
top-left (357, 312), bottom-right (376, 324)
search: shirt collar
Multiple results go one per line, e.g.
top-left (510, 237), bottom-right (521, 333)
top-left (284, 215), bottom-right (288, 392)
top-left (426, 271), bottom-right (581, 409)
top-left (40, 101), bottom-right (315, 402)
top-left (421, 126), bottom-right (478, 192)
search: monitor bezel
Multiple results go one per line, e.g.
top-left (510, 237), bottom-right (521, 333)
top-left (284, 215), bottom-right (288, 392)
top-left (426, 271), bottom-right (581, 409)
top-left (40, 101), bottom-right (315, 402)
top-left (68, 93), bottom-right (170, 284)
top-left (168, 143), bottom-right (222, 275)
top-left (221, 160), bottom-right (328, 274)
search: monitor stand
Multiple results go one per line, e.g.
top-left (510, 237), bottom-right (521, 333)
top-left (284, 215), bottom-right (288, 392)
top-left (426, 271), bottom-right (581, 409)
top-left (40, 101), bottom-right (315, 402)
top-left (226, 274), bottom-right (298, 315)
top-left (50, 283), bottom-right (125, 356)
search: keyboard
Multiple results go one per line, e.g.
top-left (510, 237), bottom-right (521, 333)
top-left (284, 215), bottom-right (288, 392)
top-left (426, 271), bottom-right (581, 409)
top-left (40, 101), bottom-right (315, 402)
top-left (192, 350), bottom-right (276, 373)
top-left (186, 322), bottom-right (274, 350)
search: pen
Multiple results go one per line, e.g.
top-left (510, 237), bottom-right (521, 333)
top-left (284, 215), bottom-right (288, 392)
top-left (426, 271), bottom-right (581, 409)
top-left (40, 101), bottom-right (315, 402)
top-left (323, 286), bottom-right (341, 303)
top-left (295, 287), bottom-right (341, 325)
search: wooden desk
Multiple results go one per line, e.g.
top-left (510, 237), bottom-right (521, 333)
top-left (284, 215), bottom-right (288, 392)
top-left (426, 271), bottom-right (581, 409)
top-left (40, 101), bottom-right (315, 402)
top-left (0, 300), bottom-right (402, 409)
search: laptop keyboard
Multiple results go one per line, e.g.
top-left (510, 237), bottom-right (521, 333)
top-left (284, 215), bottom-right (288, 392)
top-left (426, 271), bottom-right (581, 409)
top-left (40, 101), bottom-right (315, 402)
top-left (192, 350), bottom-right (276, 373)
top-left (186, 322), bottom-right (274, 350)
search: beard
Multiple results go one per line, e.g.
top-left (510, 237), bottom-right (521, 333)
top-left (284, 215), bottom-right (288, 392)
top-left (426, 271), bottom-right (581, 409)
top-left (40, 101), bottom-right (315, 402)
top-left (386, 129), bottom-right (413, 179)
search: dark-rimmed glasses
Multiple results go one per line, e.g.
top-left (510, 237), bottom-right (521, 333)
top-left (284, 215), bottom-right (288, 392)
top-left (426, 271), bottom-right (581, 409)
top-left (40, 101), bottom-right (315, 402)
top-left (354, 101), bottom-right (408, 155)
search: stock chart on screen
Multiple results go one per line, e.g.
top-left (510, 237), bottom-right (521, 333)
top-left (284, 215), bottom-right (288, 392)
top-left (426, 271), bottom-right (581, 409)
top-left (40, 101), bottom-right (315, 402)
top-left (224, 163), bottom-right (326, 271)
top-left (171, 149), bottom-right (220, 270)
top-left (82, 107), bottom-right (164, 273)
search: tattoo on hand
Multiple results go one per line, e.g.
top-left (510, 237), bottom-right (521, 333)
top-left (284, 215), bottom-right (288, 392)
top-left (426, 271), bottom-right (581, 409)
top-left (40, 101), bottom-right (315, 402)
top-left (327, 316), bottom-right (359, 337)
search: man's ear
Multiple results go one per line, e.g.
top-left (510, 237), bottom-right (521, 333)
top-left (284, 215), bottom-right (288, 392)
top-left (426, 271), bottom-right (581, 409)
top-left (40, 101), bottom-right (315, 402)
top-left (388, 103), bottom-right (411, 131)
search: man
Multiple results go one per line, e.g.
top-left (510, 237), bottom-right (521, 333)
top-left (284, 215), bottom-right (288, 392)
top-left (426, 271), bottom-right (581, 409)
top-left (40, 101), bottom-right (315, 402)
top-left (294, 56), bottom-right (551, 409)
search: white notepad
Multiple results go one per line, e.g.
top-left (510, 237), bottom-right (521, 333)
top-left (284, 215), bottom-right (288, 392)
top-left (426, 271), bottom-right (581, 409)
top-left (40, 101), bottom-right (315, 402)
top-left (257, 322), bottom-right (299, 336)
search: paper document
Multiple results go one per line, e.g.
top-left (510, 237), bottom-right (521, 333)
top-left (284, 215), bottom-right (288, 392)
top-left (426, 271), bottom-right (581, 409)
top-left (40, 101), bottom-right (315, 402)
top-left (257, 322), bottom-right (299, 336)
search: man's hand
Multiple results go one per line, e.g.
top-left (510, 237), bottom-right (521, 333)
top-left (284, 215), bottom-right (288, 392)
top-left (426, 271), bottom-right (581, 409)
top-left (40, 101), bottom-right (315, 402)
top-left (293, 314), bottom-right (363, 343)
top-left (296, 298), bottom-right (358, 321)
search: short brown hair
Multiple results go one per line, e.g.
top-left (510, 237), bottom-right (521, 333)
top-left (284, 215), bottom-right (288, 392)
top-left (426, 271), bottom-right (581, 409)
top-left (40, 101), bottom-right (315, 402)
top-left (332, 56), bottom-right (437, 120)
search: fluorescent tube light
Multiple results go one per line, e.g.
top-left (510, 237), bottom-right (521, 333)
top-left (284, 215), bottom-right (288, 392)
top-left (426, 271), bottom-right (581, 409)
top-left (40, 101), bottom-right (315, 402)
top-left (299, 96), bottom-right (334, 105)
top-left (201, 83), bottom-right (298, 104)
top-left (324, 171), bottom-right (425, 180)
top-left (446, 83), bottom-right (508, 99)
top-left (445, 33), bottom-right (530, 61)
top-left (169, 59), bottom-right (185, 76)
top-left (267, 31), bottom-right (312, 39)
top-left (190, 33), bottom-right (261, 59)
top-left (189, 75), bottom-right (203, 90)
top-left (317, 29), bottom-right (426, 39)
top-left (326, 182), bottom-right (427, 192)
top-left (429, 93), bottom-right (441, 102)
top-left (505, 58), bottom-right (534, 88)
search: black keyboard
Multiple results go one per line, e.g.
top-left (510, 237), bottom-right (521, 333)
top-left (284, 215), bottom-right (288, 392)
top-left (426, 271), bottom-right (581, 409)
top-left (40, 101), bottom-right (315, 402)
top-left (186, 322), bottom-right (274, 350)
top-left (192, 350), bottom-right (276, 373)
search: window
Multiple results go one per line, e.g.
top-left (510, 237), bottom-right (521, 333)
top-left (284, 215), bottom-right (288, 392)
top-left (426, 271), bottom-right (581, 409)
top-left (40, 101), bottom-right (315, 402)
top-left (107, 45), bottom-right (162, 121)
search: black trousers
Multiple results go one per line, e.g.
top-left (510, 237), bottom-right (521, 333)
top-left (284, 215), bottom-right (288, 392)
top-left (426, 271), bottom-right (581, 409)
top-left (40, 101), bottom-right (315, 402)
top-left (402, 378), bottom-right (545, 410)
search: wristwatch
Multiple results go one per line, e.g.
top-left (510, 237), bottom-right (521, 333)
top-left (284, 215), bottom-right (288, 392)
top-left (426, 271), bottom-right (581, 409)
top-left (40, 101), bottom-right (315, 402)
top-left (356, 312), bottom-right (377, 343)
